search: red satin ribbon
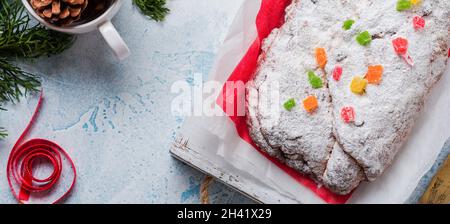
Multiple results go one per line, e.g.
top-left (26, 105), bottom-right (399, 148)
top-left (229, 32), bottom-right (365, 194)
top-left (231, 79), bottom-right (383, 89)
top-left (6, 92), bottom-right (76, 204)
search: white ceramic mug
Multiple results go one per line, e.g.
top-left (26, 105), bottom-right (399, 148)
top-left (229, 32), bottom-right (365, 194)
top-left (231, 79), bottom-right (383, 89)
top-left (22, 0), bottom-right (130, 60)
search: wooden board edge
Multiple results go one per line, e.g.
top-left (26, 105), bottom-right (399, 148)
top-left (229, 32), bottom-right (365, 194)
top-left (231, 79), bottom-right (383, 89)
top-left (169, 136), bottom-right (300, 204)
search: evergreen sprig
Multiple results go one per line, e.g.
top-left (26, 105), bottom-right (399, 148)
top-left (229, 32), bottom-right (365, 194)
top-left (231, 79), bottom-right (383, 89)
top-left (0, 57), bottom-right (39, 102)
top-left (0, 0), bottom-right (74, 138)
top-left (133, 0), bottom-right (169, 22)
top-left (0, 0), bottom-right (74, 58)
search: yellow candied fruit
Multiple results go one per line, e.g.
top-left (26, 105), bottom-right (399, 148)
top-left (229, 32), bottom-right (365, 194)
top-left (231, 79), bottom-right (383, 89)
top-left (303, 95), bottom-right (318, 113)
top-left (411, 0), bottom-right (422, 6)
top-left (366, 65), bottom-right (384, 84)
top-left (315, 48), bottom-right (327, 69)
top-left (350, 76), bottom-right (367, 95)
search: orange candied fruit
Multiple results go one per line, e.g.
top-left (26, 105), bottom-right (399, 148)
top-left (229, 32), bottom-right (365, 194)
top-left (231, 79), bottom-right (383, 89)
top-left (303, 95), bottom-right (318, 113)
top-left (366, 65), bottom-right (384, 84)
top-left (315, 48), bottom-right (327, 69)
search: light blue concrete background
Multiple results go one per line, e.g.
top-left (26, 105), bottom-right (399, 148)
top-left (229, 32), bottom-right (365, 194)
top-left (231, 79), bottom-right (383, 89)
top-left (0, 0), bottom-right (253, 204)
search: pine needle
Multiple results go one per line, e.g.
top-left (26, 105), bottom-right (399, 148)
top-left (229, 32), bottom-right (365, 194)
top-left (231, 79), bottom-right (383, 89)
top-left (0, 57), bottom-right (40, 103)
top-left (133, 0), bottom-right (169, 22)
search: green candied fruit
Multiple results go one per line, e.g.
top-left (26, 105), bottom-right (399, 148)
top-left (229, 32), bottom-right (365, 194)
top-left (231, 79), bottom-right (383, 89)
top-left (342, 19), bottom-right (355, 30)
top-left (308, 71), bottom-right (323, 89)
top-left (283, 98), bottom-right (296, 111)
top-left (356, 31), bottom-right (372, 46)
top-left (397, 0), bottom-right (412, 11)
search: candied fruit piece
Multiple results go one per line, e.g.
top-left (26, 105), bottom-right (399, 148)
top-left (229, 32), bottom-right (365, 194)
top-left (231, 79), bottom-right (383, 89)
top-left (350, 76), bottom-right (367, 95)
top-left (303, 96), bottom-right (318, 113)
top-left (413, 16), bottom-right (425, 30)
top-left (392, 37), bottom-right (414, 66)
top-left (332, 65), bottom-right (343, 81)
top-left (397, 0), bottom-right (412, 11)
top-left (343, 19), bottom-right (355, 30)
top-left (356, 31), bottom-right (372, 46)
top-left (411, 0), bottom-right (421, 6)
top-left (392, 37), bottom-right (408, 55)
top-left (315, 48), bottom-right (327, 69)
top-left (366, 65), bottom-right (384, 84)
top-left (341, 107), bottom-right (355, 123)
top-left (308, 71), bottom-right (323, 89)
top-left (283, 98), bottom-right (296, 111)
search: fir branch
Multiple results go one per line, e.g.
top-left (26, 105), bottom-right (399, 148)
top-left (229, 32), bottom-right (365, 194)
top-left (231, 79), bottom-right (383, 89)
top-left (0, 0), bottom-right (74, 138)
top-left (0, 57), bottom-right (40, 104)
top-left (0, 57), bottom-right (39, 137)
top-left (133, 0), bottom-right (169, 22)
top-left (0, 0), bottom-right (74, 59)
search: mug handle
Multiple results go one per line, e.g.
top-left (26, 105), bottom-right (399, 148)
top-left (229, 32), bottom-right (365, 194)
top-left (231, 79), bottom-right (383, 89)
top-left (98, 21), bottom-right (130, 60)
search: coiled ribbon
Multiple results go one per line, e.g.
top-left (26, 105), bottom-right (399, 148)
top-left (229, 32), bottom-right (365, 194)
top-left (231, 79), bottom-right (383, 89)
top-left (6, 92), bottom-right (76, 204)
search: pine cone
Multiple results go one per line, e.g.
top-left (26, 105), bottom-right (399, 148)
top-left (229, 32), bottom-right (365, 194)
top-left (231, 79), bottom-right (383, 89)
top-left (30, 0), bottom-right (89, 26)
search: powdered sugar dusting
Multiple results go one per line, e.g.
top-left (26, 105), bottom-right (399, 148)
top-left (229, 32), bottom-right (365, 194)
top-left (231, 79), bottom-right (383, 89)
top-left (246, 0), bottom-right (449, 194)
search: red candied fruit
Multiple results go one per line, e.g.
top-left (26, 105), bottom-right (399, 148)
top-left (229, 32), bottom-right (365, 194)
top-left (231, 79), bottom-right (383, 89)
top-left (392, 37), bottom-right (409, 55)
top-left (332, 65), bottom-right (343, 81)
top-left (341, 107), bottom-right (355, 123)
top-left (413, 16), bottom-right (425, 30)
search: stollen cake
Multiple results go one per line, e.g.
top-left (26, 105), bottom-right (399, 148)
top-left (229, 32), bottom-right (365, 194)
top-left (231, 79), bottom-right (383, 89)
top-left (246, 0), bottom-right (449, 195)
